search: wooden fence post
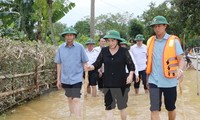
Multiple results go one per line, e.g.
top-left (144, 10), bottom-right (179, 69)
top-left (34, 45), bottom-right (39, 92)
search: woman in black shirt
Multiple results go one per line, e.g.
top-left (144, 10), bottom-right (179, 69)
top-left (88, 30), bottom-right (135, 120)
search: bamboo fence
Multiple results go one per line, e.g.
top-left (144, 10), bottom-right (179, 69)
top-left (0, 38), bottom-right (57, 113)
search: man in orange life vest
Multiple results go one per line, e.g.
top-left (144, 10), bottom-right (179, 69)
top-left (146, 16), bottom-right (185, 120)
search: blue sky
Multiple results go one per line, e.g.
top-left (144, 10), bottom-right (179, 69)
top-left (59, 0), bottom-right (166, 26)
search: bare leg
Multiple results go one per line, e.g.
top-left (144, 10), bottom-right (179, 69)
top-left (120, 108), bottom-right (127, 120)
top-left (105, 110), bottom-right (114, 120)
top-left (87, 85), bottom-right (91, 94)
top-left (72, 98), bottom-right (82, 118)
top-left (168, 110), bottom-right (176, 120)
top-left (151, 111), bottom-right (160, 120)
top-left (91, 85), bottom-right (97, 97)
top-left (145, 89), bottom-right (149, 94)
top-left (68, 97), bottom-right (74, 116)
top-left (186, 63), bottom-right (189, 69)
top-left (135, 88), bottom-right (139, 95)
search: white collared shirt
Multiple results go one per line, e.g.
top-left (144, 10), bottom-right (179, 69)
top-left (130, 44), bottom-right (147, 71)
top-left (125, 51), bottom-right (139, 76)
top-left (85, 48), bottom-right (99, 65)
top-left (94, 46), bottom-right (101, 53)
top-left (94, 46), bottom-right (105, 72)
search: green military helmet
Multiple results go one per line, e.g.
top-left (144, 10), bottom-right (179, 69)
top-left (103, 30), bottom-right (123, 42)
top-left (120, 38), bottom-right (129, 45)
top-left (134, 34), bottom-right (145, 41)
top-left (150, 16), bottom-right (169, 26)
top-left (61, 27), bottom-right (77, 37)
top-left (85, 39), bottom-right (95, 45)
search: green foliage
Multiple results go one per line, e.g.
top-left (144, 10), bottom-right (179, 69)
top-left (74, 20), bottom-right (90, 36)
top-left (76, 35), bottom-right (90, 47)
top-left (141, 1), bottom-right (183, 38)
top-left (0, 113), bottom-right (6, 120)
top-left (52, 1), bottom-right (75, 23)
top-left (53, 22), bottom-right (66, 44)
top-left (172, 0), bottom-right (200, 36)
top-left (75, 34), bottom-right (100, 48)
top-left (54, 22), bottom-right (66, 35)
top-left (187, 38), bottom-right (200, 48)
top-left (0, 0), bottom-right (75, 44)
top-left (33, 0), bottom-right (75, 44)
top-left (95, 12), bottom-right (133, 39)
top-left (0, 0), bottom-right (35, 40)
top-left (0, 12), bottom-right (20, 26)
top-left (73, 12), bottom-right (133, 39)
top-left (140, 0), bottom-right (200, 47)
top-left (128, 19), bottom-right (144, 39)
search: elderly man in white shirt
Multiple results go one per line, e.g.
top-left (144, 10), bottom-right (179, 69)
top-left (85, 39), bottom-right (99, 97)
top-left (130, 34), bottom-right (148, 94)
top-left (120, 39), bottom-right (139, 81)
top-left (94, 36), bottom-right (106, 91)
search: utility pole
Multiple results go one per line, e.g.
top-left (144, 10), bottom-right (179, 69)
top-left (90, 0), bottom-right (95, 40)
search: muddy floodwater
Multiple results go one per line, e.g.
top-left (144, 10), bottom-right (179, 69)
top-left (0, 69), bottom-right (200, 120)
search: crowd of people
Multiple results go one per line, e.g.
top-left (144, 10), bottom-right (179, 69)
top-left (54, 15), bottom-right (184, 120)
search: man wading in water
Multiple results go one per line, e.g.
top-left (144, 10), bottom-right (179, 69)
top-left (146, 16), bottom-right (184, 120)
top-left (55, 27), bottom-right (88, 119)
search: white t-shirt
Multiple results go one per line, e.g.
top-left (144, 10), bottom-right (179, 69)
top-left (125, 51), bottom-right (139, 76)
top-left (94, 46), bottom-right (104, 73)
top-left (85, 48), bottom-right (99, 65)
top-left (94, 46), bottom-right (101, 53)
top-left (130, 44), bottom-right (147, 71)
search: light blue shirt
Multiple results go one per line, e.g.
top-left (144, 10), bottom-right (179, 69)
top-left (55, 41), bottom-right (88, 85)
top-left (149, 33), bottom-right (183, 88)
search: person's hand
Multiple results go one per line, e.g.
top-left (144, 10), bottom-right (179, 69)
top-left (98, 69), bottom-right (103, 77)
top-left (146, 82), bottom-right (149, 90)
top-left (84, 64), bottom-right (93, 72)
top-left (126, 74), bottom-right (133, 84)
top-left (177, 69), bottom-right (184, 82)
top-left (57, 79), bottom-right (62, 90)
top-left (84, 64), bottom-right (89, 72)
top-left (146, 75), bottom-right (149, 90)
top-left (99, 71), bottom-right (102, 77)
top-left (135, 75), bottom-right (140, 83)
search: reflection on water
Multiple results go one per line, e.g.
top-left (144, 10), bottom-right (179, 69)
top-left (0, 69), bottom-right (200, 120)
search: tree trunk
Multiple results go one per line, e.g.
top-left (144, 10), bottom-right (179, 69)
top-left (47, 0), bottom-right (57, 45)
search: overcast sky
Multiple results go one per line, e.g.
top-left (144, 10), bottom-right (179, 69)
top-left (59, 0), bottom-right (166, 26)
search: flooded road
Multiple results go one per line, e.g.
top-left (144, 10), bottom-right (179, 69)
top-left (0, 69), bottom-right (200, 120)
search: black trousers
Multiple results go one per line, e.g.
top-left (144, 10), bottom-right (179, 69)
top-left (98, 73), bottom-right (104, 89)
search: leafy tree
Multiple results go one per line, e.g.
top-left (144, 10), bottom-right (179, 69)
top-left (74, 20), bottom-right (90, 36)
top-left (172, 0), bottom-right (200, 36)
top-left (128, 19), bottom-right (144, 39)
top-left (0, 0), bottom-right (75, 44)
top-left (53, 22), bottom-right (67, 44)
top-left (47, 0), bottom-right (56, 45)
top-left (141, 0), bottom-right (200, 49)
top-left (33, 0), bottom-right (75, 44)
top-left (54, 22), bottom-right (67, 36)
top-left (95, 12), bottom-right (133, 39)
top-left (0, 0), bottom-right (35, 40)
top-left (32, 0), bottom-right (75, 44)
top-left (141, 1), bottom-right (183, 39)
top-left (187, 38), bottom-right (200, 48)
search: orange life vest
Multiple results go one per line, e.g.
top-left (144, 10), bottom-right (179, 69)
top-left (146, 35), bottom-right (181, 78)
